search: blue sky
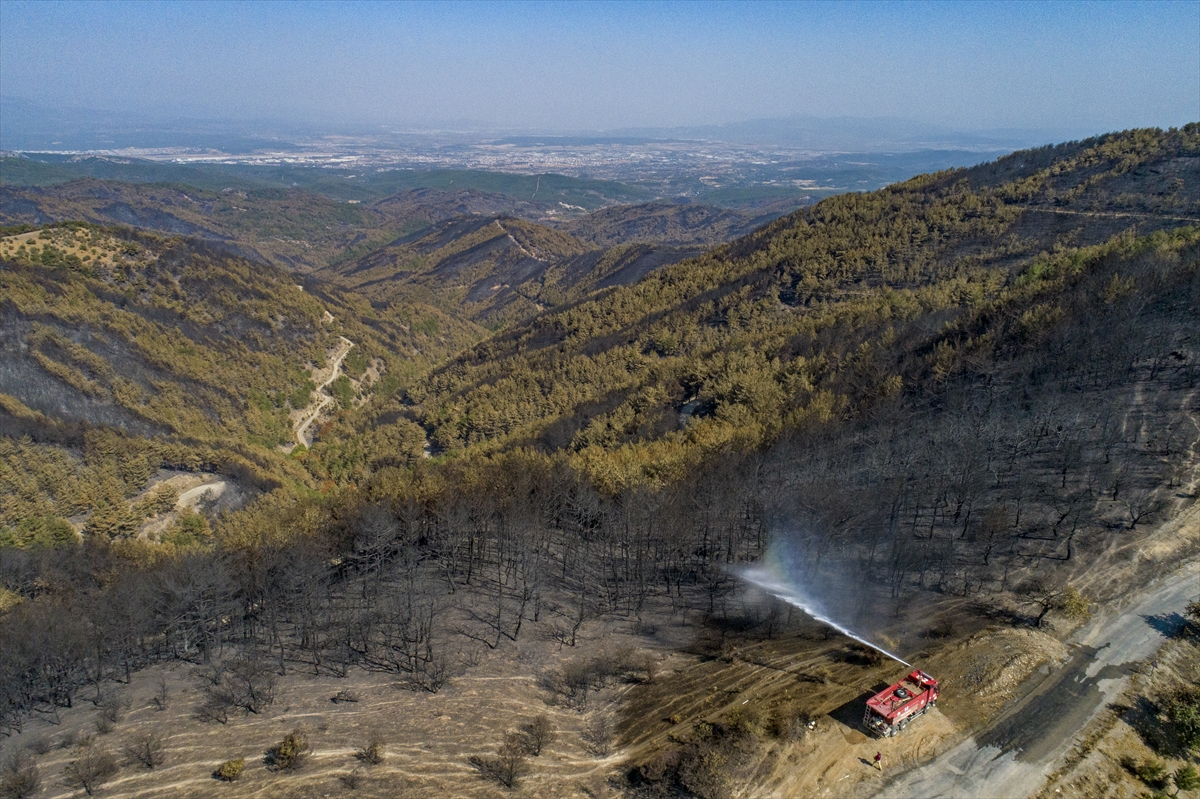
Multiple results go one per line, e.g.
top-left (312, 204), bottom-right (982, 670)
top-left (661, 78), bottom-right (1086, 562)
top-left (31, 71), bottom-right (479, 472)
top-left (0, 0), bottom-right (1196, 135)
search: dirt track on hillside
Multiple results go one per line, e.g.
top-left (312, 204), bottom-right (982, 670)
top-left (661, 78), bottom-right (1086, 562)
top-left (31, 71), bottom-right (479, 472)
top-left (293, 336), bottom-right (354, 447)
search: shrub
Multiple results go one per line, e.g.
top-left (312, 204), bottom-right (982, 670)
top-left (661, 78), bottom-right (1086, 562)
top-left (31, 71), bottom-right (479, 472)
top-left (162, 509), bottom-right (210, 547)
top-left (123, 731), bottom-right (168, 769)
top-left (846, 643), bottom-right (883, 666)
top-left (206, 654), bottom-right (277, 716)
top-left (340, 768), bottom-right (364, 790)
top-left (767, 706), bottom-right (814, 740)
top-left (1167, 688), bottom-right (1200, 753)
top-left (1061, 586), bottom-right (1090, 621)
top-left (64, 745), bottom-right (119, 796)
top-left (99, 689), bottom-right (131, 723)
top-left (521, 714), bottom-right (555, 756)
top-left (1185, 599), bottom-right (1200, 632)
top-left (331, 688), bottom-right (360, 703)
top-left (214, 758), bottom-right (245, 782)
top-left (542, 648), bottom-right (642, 708)
top-left (724, 706), bottom-right (765, 738)
top-left (400, 652), bottom-right (452, 694)
top-left (1, 752), bottom-right (40, 799)
top-left (331, 375), bottom-right (354, 409)
top-left (151, 677), bottom-right (171, 711)
top-left (1127, 757), bottom-right (1168, 789)
top-left (1175, 764), bottom-right (1200, 794)
top-left (266, 729), bottom-right (309, 771)
top-left (468, 731), bottom-right (529, 789)
top-left (196, 694), bottom-right (231, 725)
top-left (355, 734), bottom-right (385, 765)
top-left (25, 737), bottom-right (51, 756)
top-left (642, 654), bottom-right (659, 684)
top-left (633, 717), bottom-right (752, 799)
top-left (582, 714), bottom-right (614, 757)
top-left (634, 748), bottom-right (682, 784)
top-left (677, 739), bottom-right (732, 799)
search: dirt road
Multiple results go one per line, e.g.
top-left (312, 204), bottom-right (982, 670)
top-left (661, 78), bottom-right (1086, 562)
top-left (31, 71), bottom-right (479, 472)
top-left (875, 558), bottom-right (1200, 799)
top-left (176, 480), bottom-right (227, 509)
top-left (293, 336), bottom-right (353, 447)
top-left (1016, 206), bottom-right (1200, 224)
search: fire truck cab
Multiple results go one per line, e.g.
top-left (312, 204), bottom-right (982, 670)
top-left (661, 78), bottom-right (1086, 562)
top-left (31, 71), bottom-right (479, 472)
top-left (862, 670), bottom-right (939, 737)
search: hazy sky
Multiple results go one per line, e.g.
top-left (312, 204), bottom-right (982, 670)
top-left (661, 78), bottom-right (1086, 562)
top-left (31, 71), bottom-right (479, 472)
top-left (1, 0), bottom-right (1196, 135)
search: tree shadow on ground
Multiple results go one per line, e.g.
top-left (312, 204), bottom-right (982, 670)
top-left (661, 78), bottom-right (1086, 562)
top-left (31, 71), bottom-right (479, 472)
top-left (1141, 612), bottom-right (1187, 639)
top-left (1115, 695), bottom-right (1175, 757)
top-left (968, 599), bottom-right (1035, 628)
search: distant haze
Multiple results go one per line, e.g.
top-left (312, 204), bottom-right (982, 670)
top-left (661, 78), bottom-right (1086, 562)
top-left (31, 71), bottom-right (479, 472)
top-left (0, 0), bottom-right (1197, 143)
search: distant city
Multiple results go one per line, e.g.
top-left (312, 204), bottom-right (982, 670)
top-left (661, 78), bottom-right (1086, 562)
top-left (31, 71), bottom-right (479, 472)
top-left (1, 130), bottom-right (1013, 207)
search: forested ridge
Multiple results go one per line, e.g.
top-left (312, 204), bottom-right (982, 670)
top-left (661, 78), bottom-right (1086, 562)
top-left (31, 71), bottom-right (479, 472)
top-left (0, 179), bottom-right (644, 274)
top-left (317, 214), bottom-right (706, 329)
top-left (0, 223), bottom-right (475, 545)
top-left (0, 179), bottom-right (435, 272)
top-left (405, 127), bottom-right (1199, 485)
top-left (0, 127), bottom-right (1197, 779)
top-left (558, 201), bottom-right (777, 248)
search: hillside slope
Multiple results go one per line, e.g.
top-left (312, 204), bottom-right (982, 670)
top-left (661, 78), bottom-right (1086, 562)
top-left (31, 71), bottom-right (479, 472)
top-left (0, 179), bottom-right (432, 271)
top-left (318, 215), bottom-right (705, 328)
top-left (0, 182), bottom-right (762, 279)
top-left (366, 186), bottom-right (554, 227)
top-left (559, 200), bottom-right (785, 247)
top-left (0, 224), bottom-right (474, 536)
top-left (409, 127), bottom-right (1199, 462)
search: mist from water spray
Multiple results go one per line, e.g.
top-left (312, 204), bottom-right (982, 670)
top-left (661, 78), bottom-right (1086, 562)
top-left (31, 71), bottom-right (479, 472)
top-left (739, 564), bottom-right (912, 668)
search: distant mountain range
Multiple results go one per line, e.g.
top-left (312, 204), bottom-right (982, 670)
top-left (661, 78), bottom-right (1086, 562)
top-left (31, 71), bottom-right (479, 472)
top-left (612, 115), bottom-right (1067, 152)
top-left (2, 96), bottom-right (1056, 154)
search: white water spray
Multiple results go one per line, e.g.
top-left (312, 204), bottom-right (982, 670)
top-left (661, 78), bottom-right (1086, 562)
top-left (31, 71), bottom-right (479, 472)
top-left (740, 565), bottom-right (912, 667)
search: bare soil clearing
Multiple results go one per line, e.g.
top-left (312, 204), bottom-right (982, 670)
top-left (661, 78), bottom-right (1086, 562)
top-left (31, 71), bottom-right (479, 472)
top-left (611, 619), bottom-right (1069, 798)
top-left (0, 623), bottom-right (659, 799)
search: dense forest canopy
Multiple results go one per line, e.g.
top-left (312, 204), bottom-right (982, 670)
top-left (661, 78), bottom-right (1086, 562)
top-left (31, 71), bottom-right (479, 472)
top-left (405, 126), bottom-right (1199, 485)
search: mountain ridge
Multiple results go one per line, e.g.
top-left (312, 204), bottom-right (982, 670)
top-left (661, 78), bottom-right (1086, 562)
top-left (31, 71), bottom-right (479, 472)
top-left (317, 213), bottom-right (710, 328)
top-left (403, 126), bottom-right (1199, 472)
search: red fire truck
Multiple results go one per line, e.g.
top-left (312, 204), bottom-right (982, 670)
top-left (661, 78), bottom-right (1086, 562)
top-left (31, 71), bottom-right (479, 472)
top-left (862, 670), bottom-right (939, 737)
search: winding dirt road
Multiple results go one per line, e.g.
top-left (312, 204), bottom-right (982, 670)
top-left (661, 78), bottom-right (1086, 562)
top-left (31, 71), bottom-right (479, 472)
top-left (875, 545), bottom-right (1200, 799)
top-left (293, 336), bottom-right (354, 447)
